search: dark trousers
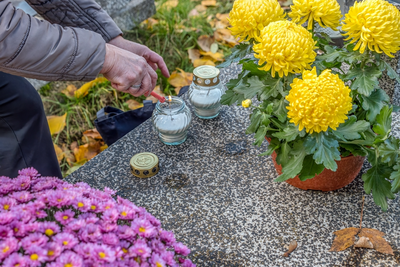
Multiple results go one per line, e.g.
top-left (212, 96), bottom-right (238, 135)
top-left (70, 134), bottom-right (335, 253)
top-left (0, 72), bottom-right (62, 178)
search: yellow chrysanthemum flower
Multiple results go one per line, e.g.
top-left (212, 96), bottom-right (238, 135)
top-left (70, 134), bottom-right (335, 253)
top-left (341, 0), bottom-right (400, 57)
top-left (289, 0), bottom-right (342, 31)
top-left (242, 99), bottom-right (252, 108)
top-left (286, 68), bottom-right (353, 133)
top-left (228, 0), bottom-right (285, 41)
top-left (253, 21), bottom-right (317, 78)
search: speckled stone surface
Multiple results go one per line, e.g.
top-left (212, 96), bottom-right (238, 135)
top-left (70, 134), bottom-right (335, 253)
top-left (67, 61), bottom-right (400, 266)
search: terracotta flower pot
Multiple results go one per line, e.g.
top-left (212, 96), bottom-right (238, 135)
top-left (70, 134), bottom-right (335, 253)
top-left (270, 150), bottom-right (365, 192)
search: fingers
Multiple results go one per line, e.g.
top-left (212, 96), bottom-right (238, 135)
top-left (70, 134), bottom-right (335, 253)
top-left (145, 51), bottom-right (170, 78)
top-left (147, 64), bottom-right (158, 91)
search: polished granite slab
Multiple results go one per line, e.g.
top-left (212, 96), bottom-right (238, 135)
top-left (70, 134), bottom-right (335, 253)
top-left (67, 63), bottom-right (400, 266)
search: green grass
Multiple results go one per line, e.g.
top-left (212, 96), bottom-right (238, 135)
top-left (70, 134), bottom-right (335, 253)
top-left (40, 0), bottom-right (234, 176)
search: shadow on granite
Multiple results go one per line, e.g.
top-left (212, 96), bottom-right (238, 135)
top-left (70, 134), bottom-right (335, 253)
top-left (67, 64), bottom-right (400, 266)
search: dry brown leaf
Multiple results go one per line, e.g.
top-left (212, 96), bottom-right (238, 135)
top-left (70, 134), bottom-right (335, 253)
top-left (188, 49), bottom-right (201, 64)
top-left (283, 241), bottom-right (297, 257)
top-left (354, 236), bottom-right (374, 249)
top-left (53, 143), bottom-right (64, 163)
top-left (83, 129), bottom-right (102, 140)
top-left (188, 8), bottom-right (200, 17)
top-left (61, 85), bottom-right (77, 98)
top-left (199, 51), bottom-right (224, 62)
top-left (162, 0), bottom-right (178, 8)
top-left (359, 228), bottom-right (393, 255)
top-left (146, 85), bottom-right (166, 103)
top-left (126, 99), bottom-right (144, 110)
top-left (62, 144), bottom-right (76, 166)
top-left (100, 144), bottom-right (108, 152)
top-left (197, 35), bottom-right (214, 52)
top-left (195, 4), bottom-right (207, 13)
top-left (168, 69), bottom-right (193, 88)
top-left (214, 29), bottom-right (238, 47)
top-left (47, 113), bottom-right (67, 135)
top-left (201, 0), bottom-right (216, 6)
top-left (216, 13), bottom-right (230, 25)
top-left (329, 227), bottom-right (359, 252)
top-left (193, 59), bottom-right (215, 67)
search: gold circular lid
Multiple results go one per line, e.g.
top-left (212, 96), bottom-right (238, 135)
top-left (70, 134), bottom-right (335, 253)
top-left (130, 153), bottom-right (159, 178)
top-left (193, 65), bottom-right (221, 87)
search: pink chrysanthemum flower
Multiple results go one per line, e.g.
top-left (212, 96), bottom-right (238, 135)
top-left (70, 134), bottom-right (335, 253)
top-left (173, 242), bottom-right (190, 256)
top-left (117, 225), bottom-right (134, 240)
top-left (150, 239), bottom-right (166, 254)
top-left (10, 191), bottom-right (33, 203)
top-left (66, 219), bottom-right (86, 232)
top-left (0, 197), bottom-right (17, 212)
top-left (93, 244), bottom-right (116, 263)
top-left (2, 252), bottom-right (28, 267)
top-left (118, 240), bottom-right (131, 260)
top-left (99, 200), bottom-right (116, 211)
top-left (87, 200), bottom-right (101, 213)
top-left (144, 212), bottom-right (161, 227)
top-left (0, 237), bottom-right (18, 260)
top-left (104, 187), bottom-right (117, 196)
top-left (118, 205), bottom-right (136, 220)
top-left (181, 259), bottom-right (196, 267)
top-left (54, 209), bottom-right (75, 225)
top-left (150, 253), bottom-right (166, 267)
top-left (21, 233), bottom-right (48, 252)
top-left (0, 211), bottom-right (15, 225)
top-left (0, 226), bottom-right (13, 239)
top-left (129, 239), bottom-right (151, 259)
top-left (26, 247), bottom-right (47, 267)
top-left (72, 197), bottom-right (91, 212)
top-left (89, 189), bottom-right (112, 202)
top-left (38, 222), bottom-right (60, 237)
top-left (45, 242), bottom-right (63, 261)
top-left (34, 210), bottom-right (47, 219)
top-left (18, 167), bottom-right (39, 179)
top-left (53, 233), bottom-right (79, 250)
top-left (56, 251), bottom-right (83, 267)
top-left (13, 176), bottom-right (31, 191)
top-left (31, 179), bottom-right (57, 192)
top-left (10, 221), bottom-right (27, 237)
top-left (11, 204), bottom-right (34, 223)
top-left (48, 190), bottom-right (72, 208)
top-left (102, 233), bottom-right (119, 246)
top-left (78, 213), bottom-right (99, 224)
top-left (102, 208), bottom-right (119, 223)
top-left (99, 221), bottom-right (118, 233)
top-left (159, 230), bottom-right (176, 246)
top-left (0, 179), bottom-right (15, 195)
top-left (161, 250), bottom-right (176, 266)
top-left (131, 218), bottom-right (157, 238)
top-left (73, 243), bottom-right (94, 259)
top-left (79, 224), bottom-right (102, 243)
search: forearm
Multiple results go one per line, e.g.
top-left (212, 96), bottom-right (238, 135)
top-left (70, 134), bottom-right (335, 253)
top-left (0, 1), bottom-right (106, 81)
top-left (25, 0), bottom-right (122, 42)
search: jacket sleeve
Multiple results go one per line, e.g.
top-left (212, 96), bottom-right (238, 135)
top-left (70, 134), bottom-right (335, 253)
top-left (0, 1), bottom-right (106, 81)
top-left (25, 0), bottom-right (122, 42)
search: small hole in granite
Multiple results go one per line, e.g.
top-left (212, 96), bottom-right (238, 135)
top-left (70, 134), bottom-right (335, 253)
top-left (165, 173), bottom-right (189, 190)
top-left (217, 140), bottom-right (248, 156)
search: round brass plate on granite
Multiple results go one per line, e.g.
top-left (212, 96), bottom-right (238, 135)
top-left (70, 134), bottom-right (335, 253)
top-left (130, 153), bottom-right (159, 178)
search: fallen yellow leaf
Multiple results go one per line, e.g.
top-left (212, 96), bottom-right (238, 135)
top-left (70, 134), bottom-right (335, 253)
top-left (216, 13), bottom-right (230, 25)
top-left (73, 142), bottom-right (101, 163)
top-left (62, 144), bottom-right (76, 166)
top-left (214, 28), bottom-right (238, 47)
top-left (199, 51), bottom-right (224, 62)
top-left (168, 69), bottom-right (193, 88)
top-left (75, 77), bottom-right (108, 98)
top-left (201, 0), bottom-right (216, 6)
top-left (61, 84), bottom-right (77, 99)
top-left (197, 35), bottom-right (214, 52)
top-left (193, 59), bottom-right (216, 67)
top-left (53, 143), bottom-right (64, 163)
top-left (100, 144), bottom-right (108, 152)
top-left (47, 113), bottom-right (67, 135)
top-left (126, 99), bottom-right (144, 110)
top-left (146, 18), bottom-right (159, 29)
top-left (146, 85), bottom-right (166, 103)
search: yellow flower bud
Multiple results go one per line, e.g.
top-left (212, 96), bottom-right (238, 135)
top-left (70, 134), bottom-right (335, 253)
top-left (242, 99), bottom-right (252, 108)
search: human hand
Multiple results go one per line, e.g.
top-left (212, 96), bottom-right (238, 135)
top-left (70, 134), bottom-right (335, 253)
top-left (100, 44), bottom-right (157, 97)
top-left (109, 36), bottom-right (170, 78)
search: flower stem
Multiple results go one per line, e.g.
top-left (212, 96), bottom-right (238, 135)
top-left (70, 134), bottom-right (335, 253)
top-left (360, 49), bottom-right (369, 69)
